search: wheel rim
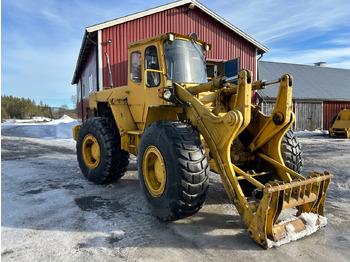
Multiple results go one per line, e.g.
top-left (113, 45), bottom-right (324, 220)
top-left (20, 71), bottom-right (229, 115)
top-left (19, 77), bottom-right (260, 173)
top-left (143, 146), bottom-right (166, 197)
top-left (82, 134), bottom-right (100, 169)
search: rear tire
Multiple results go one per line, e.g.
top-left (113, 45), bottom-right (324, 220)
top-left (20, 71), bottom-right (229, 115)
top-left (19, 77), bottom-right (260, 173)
top-left (281, 130), bottom-right (303, 173)
top-left (138, 121), bottom-right (209, 221)
top-left (76, 117), bottom-right (129, 184)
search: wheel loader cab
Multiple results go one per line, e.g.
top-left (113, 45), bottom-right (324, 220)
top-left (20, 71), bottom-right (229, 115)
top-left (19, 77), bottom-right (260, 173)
top-left (126, 33), bottom-right (211, 128)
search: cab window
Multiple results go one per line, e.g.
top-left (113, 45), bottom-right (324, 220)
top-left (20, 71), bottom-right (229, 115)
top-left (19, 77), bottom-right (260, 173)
top-left (145, 46), bottom-right (160, 87)
top-left (130, 51), bottom-right (141, 83)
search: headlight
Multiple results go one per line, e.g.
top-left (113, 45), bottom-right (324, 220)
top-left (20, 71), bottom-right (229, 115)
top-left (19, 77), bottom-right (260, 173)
top-left (158, 87), bottom-right (174, 102)
top-left (164, 90), bottom-right (172, 100)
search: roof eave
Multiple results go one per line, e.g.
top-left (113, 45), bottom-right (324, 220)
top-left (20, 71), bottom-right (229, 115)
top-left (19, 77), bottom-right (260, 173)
top-left (71, 31), bottom-right (97, 84)
top-left (71, 30), bottom-right (88, 85)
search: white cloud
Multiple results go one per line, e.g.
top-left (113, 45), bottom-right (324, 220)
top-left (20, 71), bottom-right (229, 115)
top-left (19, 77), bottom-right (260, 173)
top-left (204, 0), bottom-right (350, 69)
top-left (40, 10), bottom-right (69, 27)
top-left (324, 32), bottom-right (350, 46)
top-left (207, 0), bottom-right (350, 45)
top-left (264, 46), bottom-right (350, 68)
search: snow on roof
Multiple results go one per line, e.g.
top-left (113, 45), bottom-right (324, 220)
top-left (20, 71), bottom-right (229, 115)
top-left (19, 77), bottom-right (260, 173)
top-left (257, 61), bottom-right (350, 101)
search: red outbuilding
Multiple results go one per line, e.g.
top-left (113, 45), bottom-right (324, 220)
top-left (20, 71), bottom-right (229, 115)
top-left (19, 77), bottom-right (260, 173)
top-left (72, 0), bottom-right (268, 120)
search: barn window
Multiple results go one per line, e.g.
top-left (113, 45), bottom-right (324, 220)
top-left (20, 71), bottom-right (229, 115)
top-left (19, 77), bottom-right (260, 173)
top-left (89, 74), bottom-right (93, 93)
top-left (82, 84), bottom-right (85, 98)
top-left (145, 46), bottom-right (160, 87)
top-left (130, 51), bottom-right (141, 83)
top-left (78, 89), bottom-right (81, 102)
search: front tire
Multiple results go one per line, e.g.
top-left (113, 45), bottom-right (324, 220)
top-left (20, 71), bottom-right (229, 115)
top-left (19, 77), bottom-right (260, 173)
top-left (76, 117), bottom-right (129, 184)
top-left (281, 130), bottom-right (303, 173)
top-left (138, 121), bottom-right (209, 221)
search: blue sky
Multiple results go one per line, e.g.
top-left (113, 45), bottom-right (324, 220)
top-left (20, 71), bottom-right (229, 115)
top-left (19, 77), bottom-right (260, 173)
top-left (2, 0), bottom-right (350, 109)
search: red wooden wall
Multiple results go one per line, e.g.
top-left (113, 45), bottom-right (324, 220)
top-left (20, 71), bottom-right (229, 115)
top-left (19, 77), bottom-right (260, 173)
top-left (101, 5), bottom-right (257, 88)
top-left (323, 101), bottom-right (350, 130)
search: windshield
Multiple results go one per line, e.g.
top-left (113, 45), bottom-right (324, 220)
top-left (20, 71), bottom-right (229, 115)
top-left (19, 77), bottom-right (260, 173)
top-left (163, 39), bottom-right (208, 84)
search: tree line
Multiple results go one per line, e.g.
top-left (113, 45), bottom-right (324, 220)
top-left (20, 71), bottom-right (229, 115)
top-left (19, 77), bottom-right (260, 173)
top-left (1, 95), bottom-right (53, 120)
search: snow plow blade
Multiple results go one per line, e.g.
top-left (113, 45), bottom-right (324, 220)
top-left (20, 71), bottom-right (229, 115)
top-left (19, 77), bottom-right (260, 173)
top-left (248, 172), bottom-right (333, 249)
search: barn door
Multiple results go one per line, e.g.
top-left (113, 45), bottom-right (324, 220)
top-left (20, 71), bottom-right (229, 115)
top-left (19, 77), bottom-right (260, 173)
top-left (295, 101), bottom-right (323, 131)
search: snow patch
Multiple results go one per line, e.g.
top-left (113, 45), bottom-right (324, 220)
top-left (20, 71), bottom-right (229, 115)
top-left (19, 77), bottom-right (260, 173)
top-left (2, 115), bottom-right (80, 139)
top-left (267, 213), bottom-right (328, 248)
top-left (3, 117), bottom-right (52, 124)
top-left (295, 130), bottom-right (328, 137)
top-left (285, 223), bottom-right (295, 233)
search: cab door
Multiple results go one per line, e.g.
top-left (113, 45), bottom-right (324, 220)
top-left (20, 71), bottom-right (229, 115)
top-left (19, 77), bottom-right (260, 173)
top-left (127, 48), bottom-right (145, 127)
top-left (144, 44), bottom-right (164, 113)
top-left (127, 43), bottom-right (166, 129)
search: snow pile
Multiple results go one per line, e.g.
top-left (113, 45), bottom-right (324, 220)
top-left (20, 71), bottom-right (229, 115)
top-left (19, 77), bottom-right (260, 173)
top-left (295, 130), bottom-right (328, 137)
top-left (1, 115), bottom-right (80, 139)
top-left (48, 115), bottom-right (76, 125)
top-left (267, 213), bottom-right (328, 248)
top-left (52, 115), bottom-right (80, 138)
top-left (56, 121), bottom-right (79, 138)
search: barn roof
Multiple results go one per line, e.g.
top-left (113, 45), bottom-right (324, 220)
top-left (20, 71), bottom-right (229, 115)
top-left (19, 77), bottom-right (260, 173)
top-left (257, 61), bottom-right (350, 101)
top-left (72, 0), bottom-right (268, 84)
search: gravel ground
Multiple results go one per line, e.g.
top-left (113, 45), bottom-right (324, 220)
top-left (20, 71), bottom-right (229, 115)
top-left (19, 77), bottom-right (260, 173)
top-left (1, 134), bottom-right (350, 261)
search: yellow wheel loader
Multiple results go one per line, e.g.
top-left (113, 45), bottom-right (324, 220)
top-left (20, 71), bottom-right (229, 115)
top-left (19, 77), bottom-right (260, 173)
top-left (329, 109), bottom-right (350, 138)
top-left (73, 33), bottom-right (333, 249)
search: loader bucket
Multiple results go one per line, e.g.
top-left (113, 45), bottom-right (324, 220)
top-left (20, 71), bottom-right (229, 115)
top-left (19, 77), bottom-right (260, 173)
top-left (175, 70), bottom-right (334, 249)
top-left (248, 172), bottom-right (333, 249)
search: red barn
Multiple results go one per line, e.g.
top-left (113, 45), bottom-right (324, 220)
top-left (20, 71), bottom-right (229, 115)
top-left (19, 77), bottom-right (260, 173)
top-left (72, 0), bottom-right (268, 120)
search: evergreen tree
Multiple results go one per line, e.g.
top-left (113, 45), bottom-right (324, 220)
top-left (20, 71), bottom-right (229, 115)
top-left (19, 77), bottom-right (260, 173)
top-left (1, 95), bottom-right (53, 120)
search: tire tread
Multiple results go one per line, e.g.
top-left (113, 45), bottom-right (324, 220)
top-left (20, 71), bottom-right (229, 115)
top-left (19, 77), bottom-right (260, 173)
top-left (77, 117), bottom-right (129, 184)
top-left (281, 130), bottom-right (303, 173)
top-left (138, 120), bottom-right (209, 221)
